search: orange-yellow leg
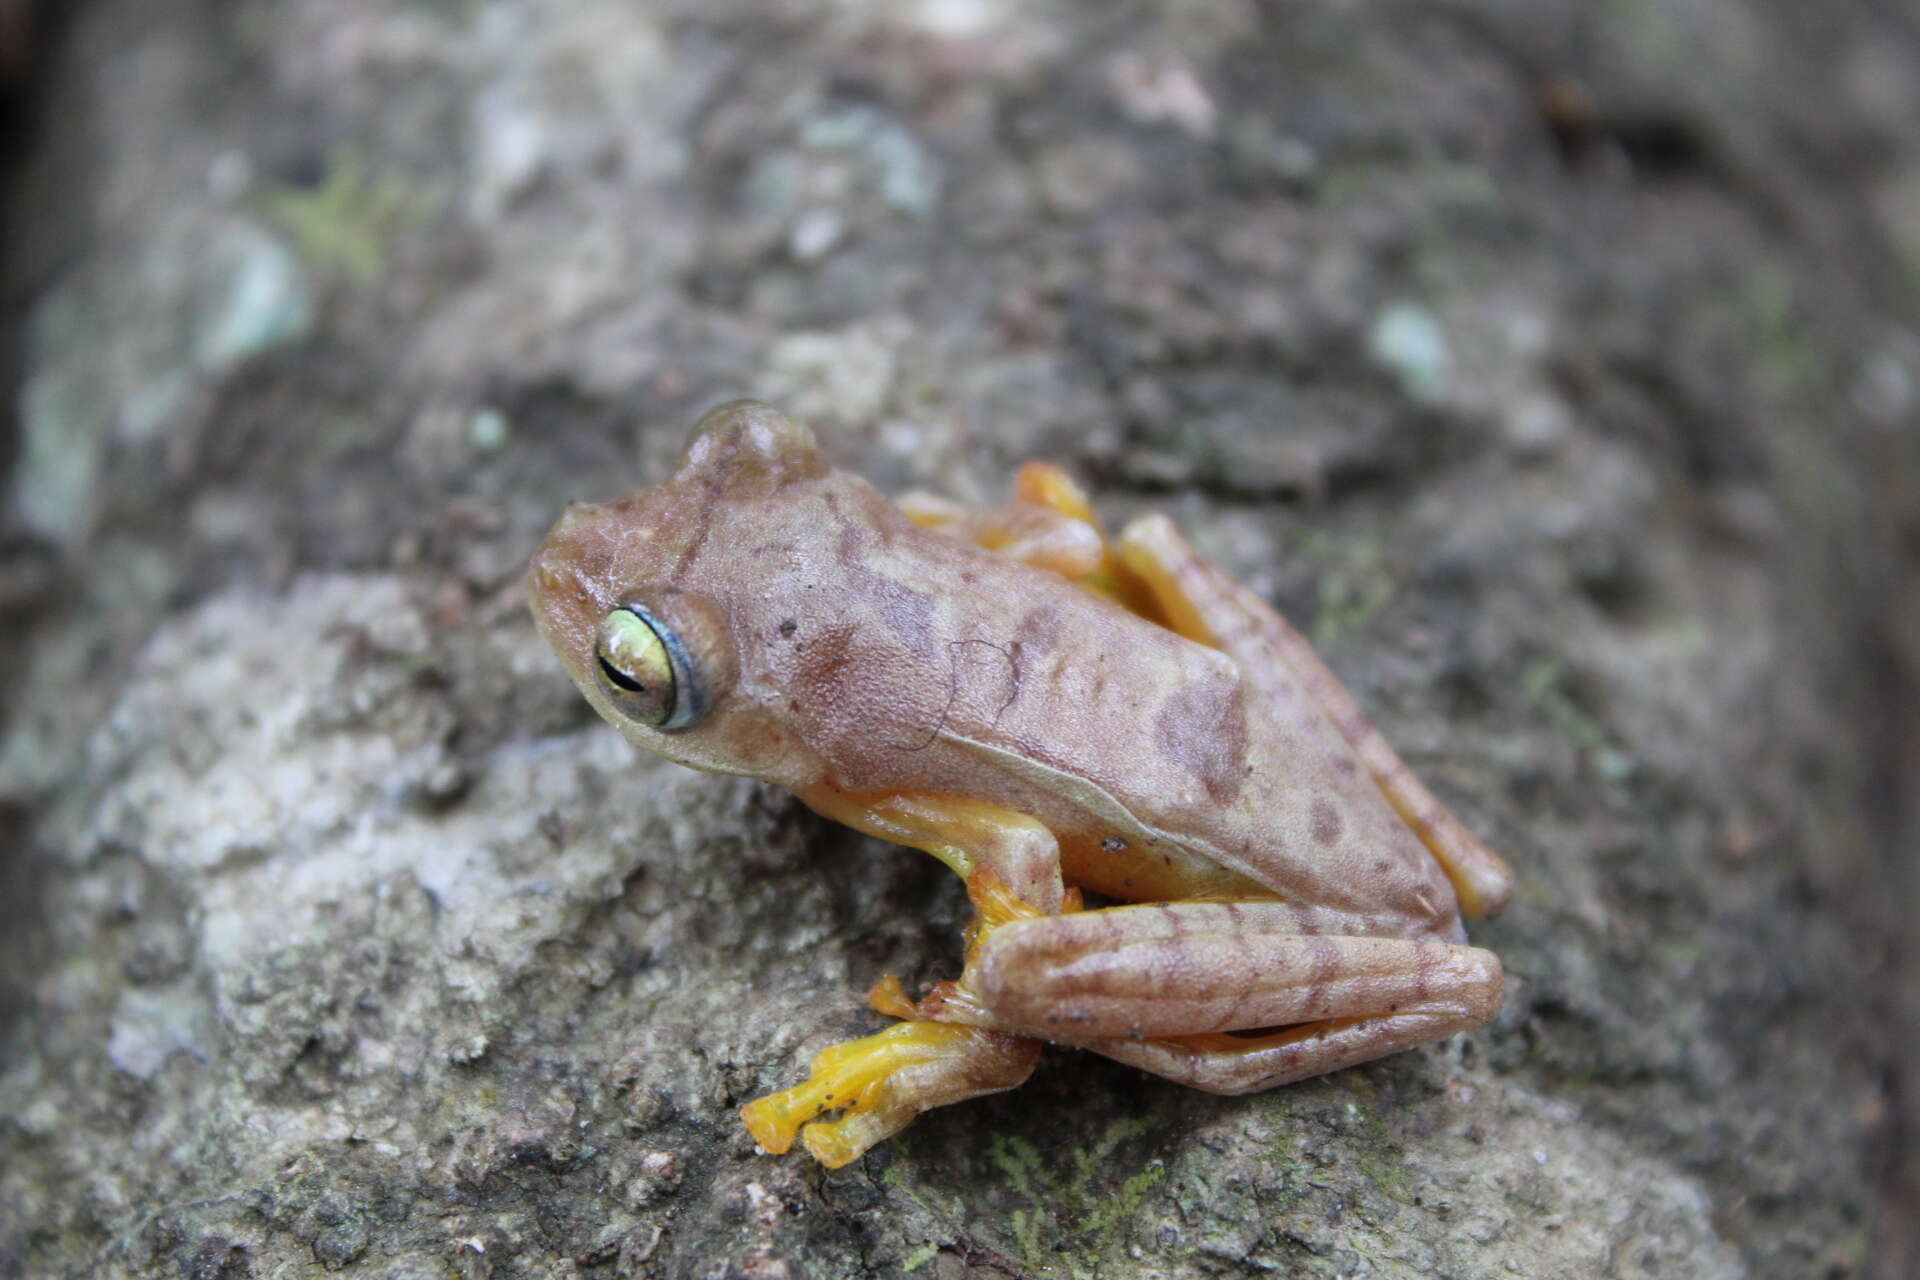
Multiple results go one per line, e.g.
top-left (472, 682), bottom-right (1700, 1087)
top-left (896, 488), bottom-right (1102, 578)
top-left (741, 790), bottom-right (1073, 1166)
top-left (898, 462), bottom-right (1162, 617)
top-left (795, 787), bottom-right (1066, 916)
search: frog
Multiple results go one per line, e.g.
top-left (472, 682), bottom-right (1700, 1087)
top-left (527, 400), bottom-right (1514, 1169)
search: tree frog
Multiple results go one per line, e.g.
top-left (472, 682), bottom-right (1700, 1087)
top-left (527, 401), bottom-right (1513, 1169)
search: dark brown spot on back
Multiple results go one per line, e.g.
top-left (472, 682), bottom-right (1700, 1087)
top-left (1310, 797), bottom-right (1344, 847)
top-left (1154, 673), bottom-right (1250, 806)
top-left (1015, 604), bottom-right (1066, 651)
top-left (792, 622), bottom-right (860, 707)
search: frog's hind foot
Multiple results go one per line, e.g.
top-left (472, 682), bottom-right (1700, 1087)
top-left (740, 1020), bottom-right (1040, 1168)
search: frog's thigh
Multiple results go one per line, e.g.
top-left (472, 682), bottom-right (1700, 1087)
top-left (1115, 514), bottom-right (1515, 919)
top-left (797, 786), bottom-right (1066, 915)
top-left (966, 902), bottom-right (1503, 1040)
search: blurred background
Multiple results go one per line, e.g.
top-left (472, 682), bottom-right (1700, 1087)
top-left (1, 2), bottom-right (1916, 1277)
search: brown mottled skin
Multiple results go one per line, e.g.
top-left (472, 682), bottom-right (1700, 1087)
top-left (528, 401), bottom-right (1513, 1167)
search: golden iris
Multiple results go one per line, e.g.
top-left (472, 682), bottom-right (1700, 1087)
top-left (594, 605), bottom-right (701, 730)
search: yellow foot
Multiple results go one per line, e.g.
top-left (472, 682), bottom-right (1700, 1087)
top-left (740, 1020), bottom-right (985, 1168)
top-left (1013, 461), bottom-right (1162, 617)
top-left (866, 973), bottom-right (919, 1019)
top-left (1013, 460), bottom-right (1097, 523)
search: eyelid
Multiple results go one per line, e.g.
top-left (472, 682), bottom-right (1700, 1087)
top-left (639, 606), bottom-right (704, 731)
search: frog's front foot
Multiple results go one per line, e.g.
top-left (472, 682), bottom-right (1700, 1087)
top-left (740, 1020), bottom-right (1040, 1168)
top-left (736, 811), bottom-right (1071, 1167)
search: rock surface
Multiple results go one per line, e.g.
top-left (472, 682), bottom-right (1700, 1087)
top-left (2, 2), bottom-right (1917, 1277)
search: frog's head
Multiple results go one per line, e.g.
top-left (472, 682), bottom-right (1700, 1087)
top-left (526, 400), bottom-right (836, 786)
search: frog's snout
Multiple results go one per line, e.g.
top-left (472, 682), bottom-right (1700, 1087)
top-left (527, 545), bottom-right (570, 596)
top-left (527, 504), bottom-right (618, 616)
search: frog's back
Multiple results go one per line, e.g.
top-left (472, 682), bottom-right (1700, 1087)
top-left (732, 474), bottom-right (1461, 938)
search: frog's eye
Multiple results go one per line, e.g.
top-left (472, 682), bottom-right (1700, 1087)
top-left (594, 604), bottom-right (706, 731)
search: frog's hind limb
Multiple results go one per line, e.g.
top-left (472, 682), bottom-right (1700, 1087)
top-left (901, 462), bottom-right (1163, 616)
top-left (896, 486), bottom-right (1103, 579)
top-left (740, 789), bottom-right (1072, 1167)
top-left (940, 900), bottom-right (1504, 1092)
top-left (1114, 514), bottom-right (1515, 920)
